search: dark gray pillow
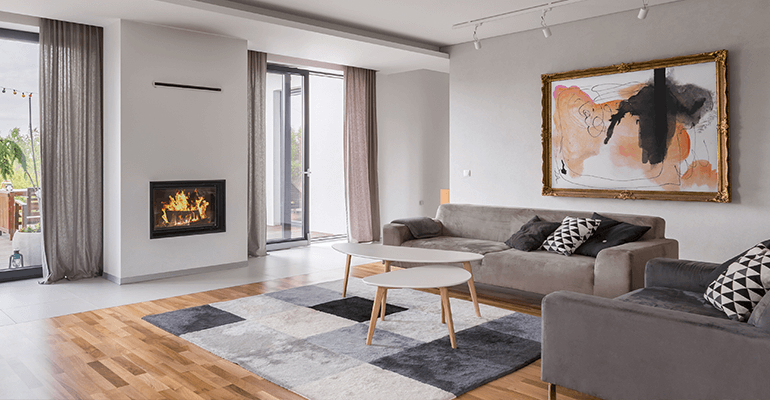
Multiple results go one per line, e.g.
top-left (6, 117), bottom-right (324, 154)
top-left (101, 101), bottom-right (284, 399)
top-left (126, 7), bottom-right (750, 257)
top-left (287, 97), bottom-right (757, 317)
top-left (391, 217), bottom-right (442, 239)
top-left (574, 212), bottom-right (650, 257)
top-left (505, 216), bottom-right (560, 251)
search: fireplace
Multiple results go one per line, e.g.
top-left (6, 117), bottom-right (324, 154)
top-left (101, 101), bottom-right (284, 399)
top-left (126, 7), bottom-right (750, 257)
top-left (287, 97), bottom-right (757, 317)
top-left (150, 180), bottom-right (226, 239)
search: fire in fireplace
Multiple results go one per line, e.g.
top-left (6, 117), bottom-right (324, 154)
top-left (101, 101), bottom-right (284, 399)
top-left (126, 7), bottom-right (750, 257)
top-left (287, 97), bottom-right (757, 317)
top-left (150, 180), bottom-right (225, 239)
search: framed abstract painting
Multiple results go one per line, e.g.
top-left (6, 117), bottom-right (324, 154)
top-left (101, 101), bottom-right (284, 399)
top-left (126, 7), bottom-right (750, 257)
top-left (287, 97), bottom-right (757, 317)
top-left (541, 50), bottom-right (729, 202)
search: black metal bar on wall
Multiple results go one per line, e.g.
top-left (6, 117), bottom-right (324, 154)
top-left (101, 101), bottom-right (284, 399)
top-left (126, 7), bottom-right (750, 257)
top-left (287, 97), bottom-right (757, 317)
top-left (152, 82), bottom-right (222, 92)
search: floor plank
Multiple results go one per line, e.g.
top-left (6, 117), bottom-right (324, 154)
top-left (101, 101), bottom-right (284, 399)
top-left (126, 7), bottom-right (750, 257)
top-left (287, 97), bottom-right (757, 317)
top-left (0, 262), bottom-right (600, 400)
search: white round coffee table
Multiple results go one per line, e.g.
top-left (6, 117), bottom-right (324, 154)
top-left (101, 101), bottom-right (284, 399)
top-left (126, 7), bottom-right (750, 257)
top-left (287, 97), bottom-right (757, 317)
top-left (362, 265), bottom-right (472, 349)
top-left (332, 243), bottom-right (484, 317)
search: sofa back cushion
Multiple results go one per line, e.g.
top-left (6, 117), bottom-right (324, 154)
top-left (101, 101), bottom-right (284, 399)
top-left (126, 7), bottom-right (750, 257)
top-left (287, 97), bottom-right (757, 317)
top-left (436, 203), bottom-right (666, 242)
top-left (748, 292), bottom-right (770, 333)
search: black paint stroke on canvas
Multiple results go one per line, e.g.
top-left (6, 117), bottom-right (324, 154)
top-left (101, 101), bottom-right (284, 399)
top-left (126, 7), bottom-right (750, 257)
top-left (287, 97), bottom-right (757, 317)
top-left (603, 68), bottom-right (713, 165)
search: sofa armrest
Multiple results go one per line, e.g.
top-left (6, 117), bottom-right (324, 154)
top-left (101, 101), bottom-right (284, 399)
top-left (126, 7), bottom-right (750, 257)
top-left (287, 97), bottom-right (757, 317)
top-left (542, 291), bottom-right (770, 400)
top-left (644, 257), bottom-right (719, 292)
top-left (592, 238), bottom-right (679, 298)
top-left (382, 223), bottom-right (414, 246)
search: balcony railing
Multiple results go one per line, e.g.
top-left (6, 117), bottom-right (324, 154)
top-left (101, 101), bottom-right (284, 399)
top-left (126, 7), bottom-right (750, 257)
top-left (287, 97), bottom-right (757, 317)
top-left (0, 188), bottom-right (39, 239)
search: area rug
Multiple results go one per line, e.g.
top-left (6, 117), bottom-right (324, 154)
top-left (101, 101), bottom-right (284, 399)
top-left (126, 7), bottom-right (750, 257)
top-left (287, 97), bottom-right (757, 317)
top-left (142, 278), bottom-right (541, 400)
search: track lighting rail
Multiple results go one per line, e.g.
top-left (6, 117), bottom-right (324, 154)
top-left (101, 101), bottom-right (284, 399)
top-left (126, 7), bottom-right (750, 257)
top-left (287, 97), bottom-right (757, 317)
top-left (452, 0), bottom-right (586, 30)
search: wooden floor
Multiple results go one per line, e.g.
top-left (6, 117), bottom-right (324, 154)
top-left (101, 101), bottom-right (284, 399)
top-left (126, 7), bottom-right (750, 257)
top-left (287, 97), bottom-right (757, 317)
top-left (0, 262), bottom-right (600, 400)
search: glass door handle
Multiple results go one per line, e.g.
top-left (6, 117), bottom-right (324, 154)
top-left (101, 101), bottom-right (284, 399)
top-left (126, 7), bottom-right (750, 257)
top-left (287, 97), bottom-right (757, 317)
top-left (303, 170), bottom-right (312, 176)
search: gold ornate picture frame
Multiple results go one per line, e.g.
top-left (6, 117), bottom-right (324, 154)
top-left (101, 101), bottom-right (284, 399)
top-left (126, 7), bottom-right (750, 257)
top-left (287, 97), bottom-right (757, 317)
top-left (541, 50), bottom-right (729, 202)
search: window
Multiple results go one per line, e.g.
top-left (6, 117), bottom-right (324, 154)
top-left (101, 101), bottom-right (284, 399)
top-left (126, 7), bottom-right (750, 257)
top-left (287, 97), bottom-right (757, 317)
top-left (0, 27), bottom-right (42, 281)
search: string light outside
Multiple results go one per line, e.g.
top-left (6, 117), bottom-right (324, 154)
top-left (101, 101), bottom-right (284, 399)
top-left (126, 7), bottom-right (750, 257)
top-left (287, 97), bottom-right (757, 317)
top-left (0, 86), bottom-right (34, 98)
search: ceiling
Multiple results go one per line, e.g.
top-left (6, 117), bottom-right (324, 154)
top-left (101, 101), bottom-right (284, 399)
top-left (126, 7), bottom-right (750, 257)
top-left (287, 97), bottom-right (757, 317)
top-left (0, 0), bottom-right (684, 73)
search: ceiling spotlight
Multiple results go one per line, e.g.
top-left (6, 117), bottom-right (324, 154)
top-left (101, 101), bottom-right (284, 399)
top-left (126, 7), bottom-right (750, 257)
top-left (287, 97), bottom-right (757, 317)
top-left (541, 4), bottom-right (553, 38)
top-left (638, 0), bottom-right (649, 19)
top-left (473, 24), bottom-right (482, 50)
top-left (542, 25), bottom-right (552, 38)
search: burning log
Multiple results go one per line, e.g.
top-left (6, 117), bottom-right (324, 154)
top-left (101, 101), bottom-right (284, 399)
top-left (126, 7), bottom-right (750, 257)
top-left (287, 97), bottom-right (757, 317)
top-left (163, 210), bottom-right (203, 226)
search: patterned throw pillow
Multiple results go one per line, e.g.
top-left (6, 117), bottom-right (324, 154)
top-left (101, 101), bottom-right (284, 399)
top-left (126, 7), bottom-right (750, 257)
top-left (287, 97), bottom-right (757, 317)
top-left (542, 216), bottom-right (600, 256)
top-left (704, 243), bottom-right (770, 321)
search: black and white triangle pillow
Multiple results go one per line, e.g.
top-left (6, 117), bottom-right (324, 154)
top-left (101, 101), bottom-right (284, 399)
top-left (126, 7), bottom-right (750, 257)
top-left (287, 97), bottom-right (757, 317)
top-left (542, 216), bottom-right (600, 256)
top-left (705, 243), bottom-right (770, 321)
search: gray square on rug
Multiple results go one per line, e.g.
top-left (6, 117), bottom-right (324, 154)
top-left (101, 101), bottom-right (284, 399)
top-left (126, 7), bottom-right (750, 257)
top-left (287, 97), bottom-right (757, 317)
top-left (480, 312), bottom-right (542, 343)
top-left (182, 319), bottom-right (363, 389)
top-left (142, 304), bottom-right (244, 336)
top-left (371, 325), bottom-right (541, 395)
top-left (306, 323), bottom-right (424, 363)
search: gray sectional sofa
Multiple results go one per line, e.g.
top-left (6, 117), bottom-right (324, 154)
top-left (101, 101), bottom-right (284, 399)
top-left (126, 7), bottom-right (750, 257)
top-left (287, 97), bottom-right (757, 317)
top-left (383, 203), bottom-right (679, 298)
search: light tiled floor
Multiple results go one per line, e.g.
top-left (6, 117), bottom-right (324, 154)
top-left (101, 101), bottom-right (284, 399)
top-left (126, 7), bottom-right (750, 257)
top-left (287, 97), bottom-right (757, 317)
top-left (0, 240), bottom-right (374, 326)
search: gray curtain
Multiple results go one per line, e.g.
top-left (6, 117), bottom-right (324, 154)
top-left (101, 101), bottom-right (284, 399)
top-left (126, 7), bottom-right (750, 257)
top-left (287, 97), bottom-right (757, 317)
top-left (247, 51), bottom-right (267, 257)
top-left (39, 19), bottom-right (103, 283)
top-left (343, 66), bottom-right (381, 243)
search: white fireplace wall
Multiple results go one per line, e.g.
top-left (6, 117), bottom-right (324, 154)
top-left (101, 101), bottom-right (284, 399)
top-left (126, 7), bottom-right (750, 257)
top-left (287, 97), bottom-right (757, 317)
top-left (104, 20), bottom-right (248, 283)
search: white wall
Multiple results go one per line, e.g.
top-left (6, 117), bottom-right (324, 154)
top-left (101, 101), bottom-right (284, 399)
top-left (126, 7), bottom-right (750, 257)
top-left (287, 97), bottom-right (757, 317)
top-left (377, 69), bottom-right (450, 226)
top-left (104, 20), bottom-right (248, 282)
top-left (447, 0), bottom-right (770, 262)
top-left (103, 20), bottom-right (121, 279)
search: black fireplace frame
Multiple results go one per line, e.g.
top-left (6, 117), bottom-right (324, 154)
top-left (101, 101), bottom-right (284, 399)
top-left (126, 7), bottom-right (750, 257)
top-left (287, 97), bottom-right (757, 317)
top-left (150, 180), bottom-right (226, 239)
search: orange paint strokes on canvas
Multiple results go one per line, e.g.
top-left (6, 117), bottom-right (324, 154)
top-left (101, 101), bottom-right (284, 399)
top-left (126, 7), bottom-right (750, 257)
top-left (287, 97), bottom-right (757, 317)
top-left (618, 83), bottom-right (645, 99)
top-left (607, 121), bottom-right (694, 190)
top-left (552, 85), bottom-right (616, 177)
top-left (671, 124), bottom-right (691, 163)
top-left (682, 160), bottom-right (718, 190)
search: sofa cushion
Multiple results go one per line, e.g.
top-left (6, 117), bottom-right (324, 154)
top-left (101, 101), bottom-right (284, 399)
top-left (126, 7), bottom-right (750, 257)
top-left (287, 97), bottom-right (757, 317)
top-left (748, 292), bottom-right (770, 333)
top-left (574, 213), bottom-right (650, 257)
top-left (504, 216), bottom-right (560, 251)
top-left (401, 236), bottom-right (510, 255)
top-left (542, 216), bottom-right (600, 256)
top-left (704, 243), bottom-right (770, 321)
top-left (616, 287), bottom-right (730, 320)
top-left (478, 248), bottom-right (596, 295)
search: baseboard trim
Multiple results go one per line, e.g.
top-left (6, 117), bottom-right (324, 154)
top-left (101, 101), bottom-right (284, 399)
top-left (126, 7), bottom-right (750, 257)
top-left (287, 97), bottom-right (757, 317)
top-left (103, 260), bottom-right (249, 285)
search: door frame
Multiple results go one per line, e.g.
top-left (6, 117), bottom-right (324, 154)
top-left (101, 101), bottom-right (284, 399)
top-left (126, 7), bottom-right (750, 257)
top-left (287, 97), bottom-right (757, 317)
top-left (266, 64), bottom-right (310, 250)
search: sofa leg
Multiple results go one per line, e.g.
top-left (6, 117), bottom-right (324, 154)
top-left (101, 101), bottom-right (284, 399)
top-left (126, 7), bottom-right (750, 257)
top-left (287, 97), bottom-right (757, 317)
top-left (548, 383), bottom-right (557, 400)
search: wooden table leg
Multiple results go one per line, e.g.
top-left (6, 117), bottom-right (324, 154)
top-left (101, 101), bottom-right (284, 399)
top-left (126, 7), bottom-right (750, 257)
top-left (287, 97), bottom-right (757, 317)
top-left (440, 287), bottom-right (457, 349)
top-left (380, 289), bottom-right (388, 321)
top-left (342, 255), bottom-right (352, 298)
top-left (379, 260), bottom-right (391, 320)
top-left (367, 287), bottom-right (386, 345)
top-left (441, 299), bottom-right (446, 324)
top-left (463, 262), bottom-right (481, 317)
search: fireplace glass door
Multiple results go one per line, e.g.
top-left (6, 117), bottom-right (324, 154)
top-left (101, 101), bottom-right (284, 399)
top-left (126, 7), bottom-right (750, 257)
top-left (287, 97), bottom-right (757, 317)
top-left (150, 180), bottom-right (225, 239)
top-left (266, 66), bottom-right (310, 247)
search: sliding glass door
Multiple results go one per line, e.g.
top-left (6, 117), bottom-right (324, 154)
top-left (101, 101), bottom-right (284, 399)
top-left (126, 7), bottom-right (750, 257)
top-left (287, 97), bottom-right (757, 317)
top-left (0, 28), bottom-right (43, 283)
top-left (265, 65), bottom-right (310, 248)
